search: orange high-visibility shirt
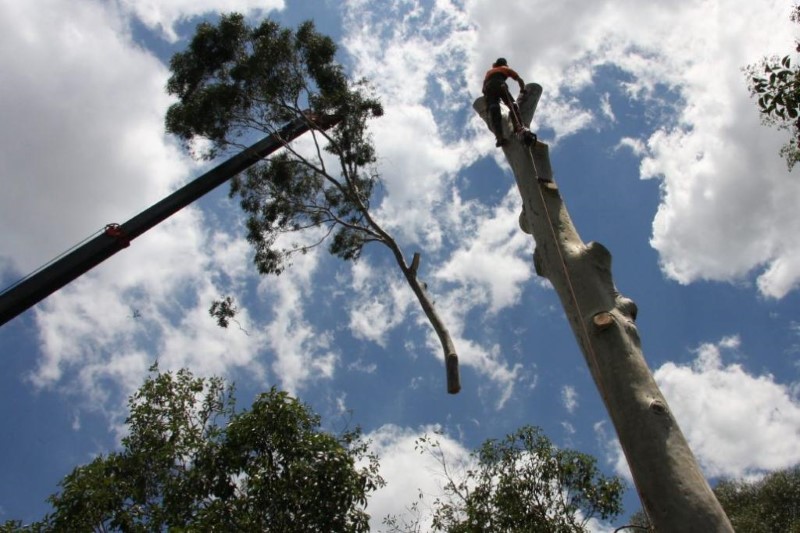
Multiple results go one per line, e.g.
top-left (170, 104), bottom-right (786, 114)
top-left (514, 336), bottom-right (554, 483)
top-left (484, 66), bottom-right (523, 85)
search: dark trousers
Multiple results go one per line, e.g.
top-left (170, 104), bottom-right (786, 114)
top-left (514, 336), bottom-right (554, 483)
top-left (483, 81), bottom-right (519, 138)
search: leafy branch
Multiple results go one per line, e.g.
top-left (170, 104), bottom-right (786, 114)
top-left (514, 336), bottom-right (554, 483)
top-left (165, 13), bottom-right (459, 392)
top-left (745, 4), bottom-right (800, 169)
top-left (386, 427), bottom-right (624, 532)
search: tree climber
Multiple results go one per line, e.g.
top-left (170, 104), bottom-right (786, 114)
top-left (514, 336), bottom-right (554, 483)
top-left (482, 57), bottom-right (526, 147)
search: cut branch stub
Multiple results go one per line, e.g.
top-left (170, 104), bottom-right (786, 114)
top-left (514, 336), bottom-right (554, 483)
top-left (592, 312), bottom-right (614, 332)
top-left (472, 84), bottom-right (734, 531)
top-left (410, 252), bottom-right (421, 276)
top-left (446, 354), bottom-right (460, 394)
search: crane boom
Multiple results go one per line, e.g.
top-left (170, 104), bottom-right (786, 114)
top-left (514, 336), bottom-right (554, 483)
top-left (0, 113), bottom-right (341, 327)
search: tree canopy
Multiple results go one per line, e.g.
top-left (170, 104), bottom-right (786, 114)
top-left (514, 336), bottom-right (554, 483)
top-left (2, 366), bottom-right (382, 532)
top-left (2, 370), bottom-right (629, 532)
top-left (385, 426), bottom-right (624, 532)
top-left (165, 13), bottom-right (383, 274)
top-left (713, 466), bottom-right (800, 533)
top-left (631, 465), bottom-right (800, 532)
top-left (165, 13), bottom-right (460, 393)
top-left (746, 4), bottom-right (800, 169)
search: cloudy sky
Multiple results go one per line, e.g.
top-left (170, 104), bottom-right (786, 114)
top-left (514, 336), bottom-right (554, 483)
top-left (2, 0), bottom-right (800, 530)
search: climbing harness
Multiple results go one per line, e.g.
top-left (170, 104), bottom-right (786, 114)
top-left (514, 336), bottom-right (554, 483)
top-left (502, 85), bottom-right (538, 148)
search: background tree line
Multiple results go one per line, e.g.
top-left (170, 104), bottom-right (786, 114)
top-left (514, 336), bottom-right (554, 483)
top-left (3, 366), bottom-right (797, 532)
top-left (5, 5), bottom-right (800, 530)
top-left (0, 366), bottom-right (623, 532)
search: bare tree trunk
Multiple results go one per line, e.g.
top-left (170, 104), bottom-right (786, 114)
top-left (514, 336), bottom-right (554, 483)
top-left (473, 84), bottom-right (734, 533)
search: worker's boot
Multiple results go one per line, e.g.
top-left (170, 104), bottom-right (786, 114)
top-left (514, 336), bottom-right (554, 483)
top-left (521, 130), bottom-right (537, 147)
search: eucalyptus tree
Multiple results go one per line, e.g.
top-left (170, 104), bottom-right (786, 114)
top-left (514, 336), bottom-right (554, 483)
top-left (745, 4), bottom-right (800, 169)
top-left (473, 86), bottom-right (734, 531)
top-left (166, 14), bottom-right (459, 392)
top-left (406, 426), bottom-right (624, 533)
top-left (714, 465), bottom-right (800, 533)
top-left (631, 464), bottom-right (800, 532)
top-left (1, 367), bottom-right (383, 532)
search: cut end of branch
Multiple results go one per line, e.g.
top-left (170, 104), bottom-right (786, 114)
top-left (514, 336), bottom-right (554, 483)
top-left (592, 312), bottom-right (615, 332)
top-left (446, 353), bottom-right (461, 394)
top-left (410, 252), bottom-right (421, 276)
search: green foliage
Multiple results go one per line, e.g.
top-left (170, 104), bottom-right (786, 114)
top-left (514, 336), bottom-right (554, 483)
top-left (403, 426), bottom-right (624, 533)
top-left (166, 14), bottom-right (456, 393)
top-left (713, 465), bottom-right (800, 533)
top-left (630, 464), bottom-right (800, 532)
top-left (746, 5), bottom-right (800, 169)
top-left (3, 366), bottom-right (382, 532)
top-left (165, 15), bottom-right (345, 152)
top-left (626, 509), bottom-right (655, 532)
top-left (209, 295), bottom-right (237, 327)
top-left (166, 14), bottom-right (384, 278)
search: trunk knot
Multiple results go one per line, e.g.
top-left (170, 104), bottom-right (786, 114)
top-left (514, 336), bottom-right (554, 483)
top-left (615, 294), bottom-right (638, 322)
top-left (649, 400), bottom-right (668, 415)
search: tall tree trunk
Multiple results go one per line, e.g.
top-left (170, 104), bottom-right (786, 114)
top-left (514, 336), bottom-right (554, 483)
top-left (473, 84), bottom-right (734, 533)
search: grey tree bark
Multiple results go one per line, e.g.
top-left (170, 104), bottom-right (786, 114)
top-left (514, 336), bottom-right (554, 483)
top-left (473, 83), bottom-right (734, 533)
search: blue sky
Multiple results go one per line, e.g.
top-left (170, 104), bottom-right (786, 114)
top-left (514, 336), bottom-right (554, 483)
top-left (2, 0), bottom-right (800, 530)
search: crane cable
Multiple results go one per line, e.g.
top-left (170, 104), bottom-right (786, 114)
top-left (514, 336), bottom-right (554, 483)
top-left (0, 226), bottom-right (106, 297)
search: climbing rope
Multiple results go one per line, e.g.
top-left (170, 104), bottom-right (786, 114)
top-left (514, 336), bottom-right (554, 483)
top-left (525, 143), bottom-right (649, 514)
top-left (527, 146), bottom-right (607, 393)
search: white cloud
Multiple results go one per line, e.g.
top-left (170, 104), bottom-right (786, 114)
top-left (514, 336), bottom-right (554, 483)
top-left (12, 0), bottom-right (800, 474)
top-left (460, 0), bottom-right (800, 298)
top-left (28, 207), bottom-right (342, 424)
top-left (599, 93), bottom-right (615, 122)
top-left (654, 335), bottom-right (800, 478)
top-left (593, 420), bottom-right (632, 482)
top-left (617, 137), bottom-right (647, 157)
top-left (30, 210), bottom-right (269, 403)
top-left (283, 0), bottom-right (800, 430)
top-left (117, 0), bottom-right (284, 42)
top-left (340, 0), bottom-right (579, 406)
top-left (562, 385), bottom-right (579, 414)
top-left (430, 286), bottom-right (526, 409)
top-left (348, 260), bottom-right (414, 347)
top-left (596, 336), bottom-right (800, 481)
top-left (368, 424), bottom-right (619, 533)
top-left (365, 424), bottom-right (472, 532)
top-left (1, 0), bottom-right (350, 431)
top-left (341, 0), bottom-right (481, 249)
top-left (346, 249), bottom-right (527, 408)
top-left (370, 105), bottom-right (472, 250)
top-left (257, 237), bottom-right (340, 394)
top-left (0, 0), bottom-right (189, 276)
top-left (436, 188), bottom-right (532, 313)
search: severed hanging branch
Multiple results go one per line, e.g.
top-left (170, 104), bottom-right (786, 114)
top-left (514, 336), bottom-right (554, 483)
top-left (165, 13), bottom-right (459, 392)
